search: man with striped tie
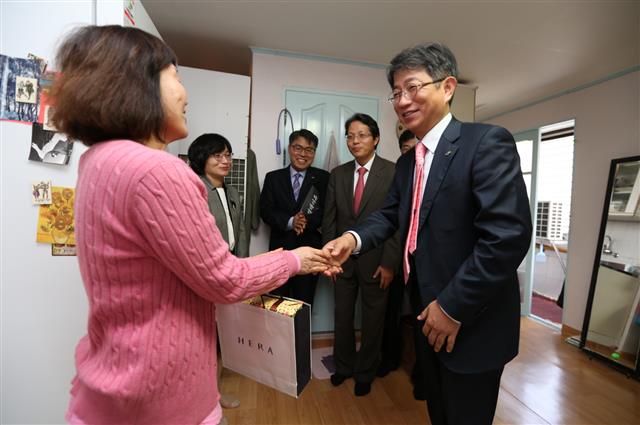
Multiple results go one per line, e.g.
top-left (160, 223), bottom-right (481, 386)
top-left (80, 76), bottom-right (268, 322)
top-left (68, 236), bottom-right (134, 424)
top-left (260, 129), bottom-right (330, 306)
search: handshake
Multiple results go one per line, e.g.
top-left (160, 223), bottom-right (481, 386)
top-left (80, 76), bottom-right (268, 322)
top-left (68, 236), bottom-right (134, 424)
top-left (291, 233), bottom-right (358, 277)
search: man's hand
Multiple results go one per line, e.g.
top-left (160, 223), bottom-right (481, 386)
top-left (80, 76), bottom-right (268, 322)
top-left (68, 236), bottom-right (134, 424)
top-left (323, 233), bottom-right (356, 266)
top-left (418, 300), bottom-right (461, 353)
top-left (373, 266), bottom-right (394, 289)
top-left (321, 233), bottom-right (356, 279)
top-left (293, 212), bottom-right (307, 235)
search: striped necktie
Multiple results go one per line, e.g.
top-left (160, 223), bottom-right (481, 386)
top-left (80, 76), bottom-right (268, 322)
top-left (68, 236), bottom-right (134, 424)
top-left (292, 172), bottom-right (302, 201)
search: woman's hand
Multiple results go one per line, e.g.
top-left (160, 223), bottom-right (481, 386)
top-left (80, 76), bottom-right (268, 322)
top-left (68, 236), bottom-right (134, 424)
top-left (292, 246), bottom-right (341, 275)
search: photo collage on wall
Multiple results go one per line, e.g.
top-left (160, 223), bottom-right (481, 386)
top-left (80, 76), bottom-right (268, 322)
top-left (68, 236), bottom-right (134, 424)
top-left (1, 53), bottom-right (77, 256)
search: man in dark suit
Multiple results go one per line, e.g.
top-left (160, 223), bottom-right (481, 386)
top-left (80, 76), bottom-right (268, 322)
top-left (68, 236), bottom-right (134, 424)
top-left (322, 113), bottom-right (401, 397)
top-left (260, 129), bottom-right (329, 306)
top-left (324, 43), bottom-right (532, 424)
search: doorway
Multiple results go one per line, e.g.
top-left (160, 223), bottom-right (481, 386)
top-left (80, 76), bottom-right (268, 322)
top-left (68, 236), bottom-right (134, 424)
top-left (515, 119), bottom-right (575, 327)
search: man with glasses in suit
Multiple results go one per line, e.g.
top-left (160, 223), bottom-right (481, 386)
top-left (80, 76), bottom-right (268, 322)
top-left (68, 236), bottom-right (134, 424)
top-left (322, 113), bottom-right (401, 397)
top-left (260, 129), bottom-right (330, 306)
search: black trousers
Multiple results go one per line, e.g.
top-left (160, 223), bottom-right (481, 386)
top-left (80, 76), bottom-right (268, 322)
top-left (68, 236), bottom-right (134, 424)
top-left (271, 273), bottom-right (318, 307)
top-left (379, 272), bottom-right (405, 369)
top-left (333, 263), bottom-right (389, 383)
top-left (409, 259), bottom-right (503, 425)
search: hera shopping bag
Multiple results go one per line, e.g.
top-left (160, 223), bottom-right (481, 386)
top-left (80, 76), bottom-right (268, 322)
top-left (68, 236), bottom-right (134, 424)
top-left (216, 295), bottom-right (311, 398)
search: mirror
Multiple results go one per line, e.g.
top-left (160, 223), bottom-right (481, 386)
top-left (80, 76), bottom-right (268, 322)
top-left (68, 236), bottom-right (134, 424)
top-left (581, 155), bottom-right (640, 377)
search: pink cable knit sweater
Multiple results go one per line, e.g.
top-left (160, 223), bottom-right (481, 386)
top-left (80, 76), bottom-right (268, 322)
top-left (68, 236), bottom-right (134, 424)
top-left (66, 140), bottom-right (299, 424)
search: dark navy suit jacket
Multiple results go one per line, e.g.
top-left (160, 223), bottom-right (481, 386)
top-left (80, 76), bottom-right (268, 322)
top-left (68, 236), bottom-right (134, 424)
top-left (260, 166), bottom-right (330, 251)
top-left (354, 118), bottom-right (532, 373)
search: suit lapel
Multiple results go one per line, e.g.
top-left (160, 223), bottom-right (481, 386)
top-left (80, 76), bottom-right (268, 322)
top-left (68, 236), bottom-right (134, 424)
top-left (283, 166), bottom-right (296, 204)
top-left (419, 119), bottom-right (461, 230)
top-left (298, 168), bottom-right (316, 207)
top-left (356, 156), bottom-right (382, 217)
top-left (341, 161), bottom-right (356, 216)
top-left (227, 189), bottom-right (240, 236)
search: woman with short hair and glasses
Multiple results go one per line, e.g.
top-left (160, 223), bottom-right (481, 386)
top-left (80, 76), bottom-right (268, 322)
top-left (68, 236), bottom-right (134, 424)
top-left (53, 25), bottom-right (334, 425)
top-left (188, 133), bottom-right (245, 420)
top-left (188, 133), bottom-right (246, 257)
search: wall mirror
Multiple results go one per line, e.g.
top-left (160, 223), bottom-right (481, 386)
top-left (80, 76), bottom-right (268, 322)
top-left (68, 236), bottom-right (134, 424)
top-left (581, 155), bottom-right (640, 377)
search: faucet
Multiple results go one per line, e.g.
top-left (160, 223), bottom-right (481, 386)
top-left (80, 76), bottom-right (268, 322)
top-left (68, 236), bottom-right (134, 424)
top-left (602, 235), bottom-right (619, 258)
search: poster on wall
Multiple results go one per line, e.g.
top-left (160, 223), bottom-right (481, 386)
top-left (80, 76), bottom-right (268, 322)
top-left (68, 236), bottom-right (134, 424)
top-left (31, 180), bottom-right (52, 205)
top-left (37, 70), bottom-right (56, 130)
top-left (0, 54), bottom-right (41, 122)
top-left (36, 186), bottom-right (75, 245)
top-left (29, 123), bottom-right (74, 166)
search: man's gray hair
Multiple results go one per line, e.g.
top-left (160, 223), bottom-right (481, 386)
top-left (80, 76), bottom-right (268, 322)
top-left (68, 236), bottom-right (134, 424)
top-left (387, 42), bottom-right (459, 88)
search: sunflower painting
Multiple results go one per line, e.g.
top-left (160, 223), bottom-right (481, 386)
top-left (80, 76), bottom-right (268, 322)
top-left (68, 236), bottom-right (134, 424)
top-left (36, 186), bottom-right (75, 245)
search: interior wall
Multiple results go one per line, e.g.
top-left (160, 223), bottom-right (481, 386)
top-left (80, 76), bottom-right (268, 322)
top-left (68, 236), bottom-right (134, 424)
top-left (486, 70), bottom-right (640, 332)
top-left (171, 66), bottom-right (250, 159)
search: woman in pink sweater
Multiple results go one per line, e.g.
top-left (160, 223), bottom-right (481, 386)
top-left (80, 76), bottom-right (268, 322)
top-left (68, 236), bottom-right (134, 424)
top-left (52, 25), bottom-right (334, 425)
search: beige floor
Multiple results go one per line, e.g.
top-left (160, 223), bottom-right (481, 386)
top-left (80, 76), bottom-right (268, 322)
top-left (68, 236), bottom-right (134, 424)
top-left (220, 318), bottom-right (640, 424)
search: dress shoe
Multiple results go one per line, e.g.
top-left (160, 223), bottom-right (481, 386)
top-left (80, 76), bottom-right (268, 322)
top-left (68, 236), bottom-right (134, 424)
top-left (330, 372), bottom-right (351, 386)
top-left (354, 381), bottom-right (371, 396)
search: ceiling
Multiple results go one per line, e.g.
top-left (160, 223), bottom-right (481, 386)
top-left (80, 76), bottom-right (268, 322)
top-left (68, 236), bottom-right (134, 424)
top-left (143, 1), bottom-right (640, 121)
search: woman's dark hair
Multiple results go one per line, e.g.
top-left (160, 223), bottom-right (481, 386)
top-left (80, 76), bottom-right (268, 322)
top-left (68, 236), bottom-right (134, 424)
top-left (289, 129), bottom-right (319, 147)
top-left (344, 113), bottom-right (380, 139)
top-left (51, 25), bottom-right (177, 146)
top-left (187, 133), bottom-right (233, 176)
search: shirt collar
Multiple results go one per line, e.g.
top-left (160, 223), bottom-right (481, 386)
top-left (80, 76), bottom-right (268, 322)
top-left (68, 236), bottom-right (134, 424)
top-left (419, 112), bottom-right (452, 154)
top-left (289, 165), bottom-right (307, 179)
top-left (200, 175), bottom-right (216, 191)
top-left (355, 153), bottom-right (376, 173)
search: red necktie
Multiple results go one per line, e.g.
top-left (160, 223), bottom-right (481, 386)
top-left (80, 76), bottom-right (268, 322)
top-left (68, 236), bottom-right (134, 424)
top-left (403, 143), bottom-right (427, 283)
top-left (353, 166), bottom-right (367, 214)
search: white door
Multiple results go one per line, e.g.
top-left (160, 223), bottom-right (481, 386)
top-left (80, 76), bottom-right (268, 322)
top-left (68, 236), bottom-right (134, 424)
top-left (284, 89), bottom-right (379, 170)
top-left (514, 129), bottom-right (540, 316)
top-left (285, 88), bottom-right (380, 332)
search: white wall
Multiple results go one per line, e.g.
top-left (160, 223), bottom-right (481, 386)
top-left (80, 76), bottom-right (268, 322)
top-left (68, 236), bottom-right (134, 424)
top-left (0, 1), bottom-right (158, 423)
top-left (487, 70), bottom-right (640, 331)
top-left (172, 66), bottom-right (250, 159)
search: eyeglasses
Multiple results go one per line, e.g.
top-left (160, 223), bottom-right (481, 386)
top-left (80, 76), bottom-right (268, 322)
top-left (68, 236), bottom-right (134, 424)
top-left (387, 78), bottom-right (446, 104)
top-left (345, 132), bottom-right (372, 142)
top-left (290, 144), bottom-right (316, 154)
top-left (212, 152), bottom-right (233, 162)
